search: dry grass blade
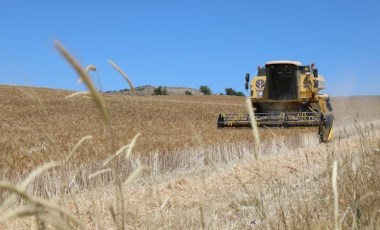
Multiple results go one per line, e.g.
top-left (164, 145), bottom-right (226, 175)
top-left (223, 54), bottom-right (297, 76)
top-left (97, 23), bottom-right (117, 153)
top-left (159, 196), bottom-right (170, 210)
top-left (65, 135), bottom-right (93, 163)
top-left (102, 144), bottom-right (130, 166)
top-left (262, 125), bottom-right (276, 138)
top-left (125, 133), bottom-right (141, 158)
top-left (0, 182), bottom-right (37, 203)
top-left (85, 64), bottom-right (96, 73)
top-left (0, 206), bottom-right (72, 230)
top-left (102, 133), bottom-right (141, 166)
top-left (246, 98), bottom-right (260, 156)
top-left (332, 160), bottom-right (339, 230)
top-left (54, 41), bottom-right (110, 126)
top-left (199, 205), bottom-right (205, 230)
top-left (0, 162), bottom-right (61, 211)
top-left (124, 166), bottom-right (149, 185)
top-left (65, 91), bottom-right (90, 99)
top-left (20, 161), bottom-right (61, 189)
top-left (0, 205), bottom-right (39, 224)
top-left (115, 144), bottom-right (131, 157)
top-left (88, 168), bottom-right (112, 179)
top-left (342, 116), bottom-right (355, 120)
top-left (0, 182), bottom-right (84, 229)
top-left (0, 183), bottom-right (63, 214)
top-left (77, 64), bottom-right (97, 84)
top-left (102, 153), bottom-right (119, 167)
top-left (39, 211), bottom-right (76, 230)
top-left (109, 60), bottom-right (135, 93)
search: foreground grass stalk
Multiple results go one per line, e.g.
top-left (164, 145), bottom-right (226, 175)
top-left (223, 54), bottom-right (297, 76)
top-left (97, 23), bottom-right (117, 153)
top-left (65, 91), bottom-right (90, 99)
top-left (109, 60), bottom-right (135, 93)
top-left (0, 180), bottom-right (84, 229)
top-left (1, 162), bottom-right (60, 211)
top-left (332, 160), bottom-right (339, 230)
top-left (54, 41), bottom-right (110, 126)
top-left (245, 98), bottom-right (260, 157)
top-left (65, 135), bottom-right (93, 163)
top-left (77, 64), bottom-right (97, 83)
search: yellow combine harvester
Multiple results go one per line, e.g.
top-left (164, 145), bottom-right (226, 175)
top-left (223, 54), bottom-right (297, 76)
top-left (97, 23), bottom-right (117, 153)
top-left (217, 60), bottom-right (334, 142)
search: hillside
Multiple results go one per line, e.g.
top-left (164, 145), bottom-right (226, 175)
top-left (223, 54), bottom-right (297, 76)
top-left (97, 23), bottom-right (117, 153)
top-left (0, 85), bottom-right (379, 229)
top-left (104, 85), bottom-right (204, 95)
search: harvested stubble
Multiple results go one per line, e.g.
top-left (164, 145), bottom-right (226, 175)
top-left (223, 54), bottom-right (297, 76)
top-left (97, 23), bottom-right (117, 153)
top-left (3, 121), bottom-right (379, 229)
top-left (58, 125), bottom-right (379, 229)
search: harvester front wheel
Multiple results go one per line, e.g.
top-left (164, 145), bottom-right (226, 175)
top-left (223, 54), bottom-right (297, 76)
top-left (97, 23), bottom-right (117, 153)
top-left (319, 113), bottom-right (334, 142)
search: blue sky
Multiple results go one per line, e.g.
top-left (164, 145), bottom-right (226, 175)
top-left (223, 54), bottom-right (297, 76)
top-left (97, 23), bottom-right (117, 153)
top-left (0, 0), bottom-right (379, 96)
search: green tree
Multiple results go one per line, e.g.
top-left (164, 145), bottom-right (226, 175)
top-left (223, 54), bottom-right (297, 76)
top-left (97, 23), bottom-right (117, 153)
top-left (235, 91), bottom-right (245, 96)
top-left (225, 88), bottom-right (245, 96)
top-left (225, 88), bottom-right (237, 95)
top-left (199, 86), bottom-right (212, 95)
top-left (154, 86), bottom-right (168, 95)
top-left (185, 90), bottom-right (192, 95)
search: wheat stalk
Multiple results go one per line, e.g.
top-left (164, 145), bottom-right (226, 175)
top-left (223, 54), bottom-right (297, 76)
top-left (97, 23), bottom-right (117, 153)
top-left (54, 41), bottom-right (110, 126)
top-left (102, 133), bottom-right (141, 166)
top-left (0, 205), bottom-right (38, 222)
top-left (0, 180), bottom-right (84, 229)
top-left (125, 133), bottom-right (141, 158)
top-left (103, 144), bottom-right (130, 166)
top-left (77, 64), bottom-right (97, 84)
top-left (109, 60), bottom-right (135, 93)
top-left (332, 160), bottom-right (339, 230)
top-left (246, 97), bottom-right (260, 157)
top-left (123, 166), bottom-right (149, 185)
top-left (88, 168), bottom-right (112, 179)
top-left (0, 139), bottom-right (93, 228)
top-left (65, 135), bottom-right (93, 163)
top-left (0, 162), bottom-right (61, 211)
top-left (65, 91), bottom-right (90, 99)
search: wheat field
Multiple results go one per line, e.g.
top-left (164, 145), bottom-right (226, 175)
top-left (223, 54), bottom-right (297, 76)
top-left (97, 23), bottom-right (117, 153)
top-left (0, 85), bottom-right (323, 174)
top-left (0, 84), bottom-right (380, 229)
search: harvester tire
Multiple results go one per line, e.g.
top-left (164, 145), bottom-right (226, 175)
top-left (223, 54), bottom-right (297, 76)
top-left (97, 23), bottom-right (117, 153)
top-left (319, 113), bottom-right (334, 142)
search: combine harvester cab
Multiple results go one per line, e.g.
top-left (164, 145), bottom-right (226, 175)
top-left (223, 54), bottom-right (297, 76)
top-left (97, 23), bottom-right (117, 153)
top-left (217, 60), bottom-right (334, 142)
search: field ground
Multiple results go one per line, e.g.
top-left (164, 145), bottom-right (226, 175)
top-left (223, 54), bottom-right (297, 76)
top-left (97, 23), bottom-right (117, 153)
top-left (0, 85), bottom-right (380, 229)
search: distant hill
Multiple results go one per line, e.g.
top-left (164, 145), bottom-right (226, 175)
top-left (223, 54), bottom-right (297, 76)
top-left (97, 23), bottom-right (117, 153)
top-left (104, 85), bottom-right (203, 95)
